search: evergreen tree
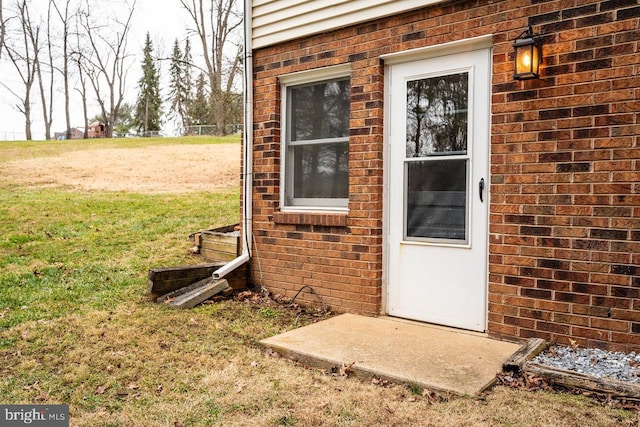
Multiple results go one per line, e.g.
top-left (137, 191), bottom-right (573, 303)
top-left (190, 72), bottom-right (210, 127)
top-left (134, 32), bottom-right (162, 136)
top-left (167, 38), bottom-right (194, 135)
top-left (167, 39), bottom-right (184, 132)
top-left (182, 39), bottom-right (193, 128)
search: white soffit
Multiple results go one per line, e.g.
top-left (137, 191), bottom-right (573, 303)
top-left (252, 0), bottom-right (444, 49)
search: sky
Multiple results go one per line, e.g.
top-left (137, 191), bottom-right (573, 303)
top-left (0, 0), bottom-right (193, 140)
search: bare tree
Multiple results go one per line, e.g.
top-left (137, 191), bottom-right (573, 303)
top-left (51, 0), bottom-right (73, 139)
top-left (72, 12), bottom-right (89, 138)
top-left (0, 0), bottom-right (5, 60)
top-left (79, 0), bottom-right (136, 138)
top-left (33, 2), bottom-right (56, 140)
top-left (1, 0), bottom-right (40, 140)
top-left (180, 0), bottom-right (242, 135)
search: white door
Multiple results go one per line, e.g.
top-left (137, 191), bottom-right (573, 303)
top-left (386, 48), bottom-right (490, 332)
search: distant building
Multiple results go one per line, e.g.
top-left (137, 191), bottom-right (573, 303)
top-left (87, 122), bottom-right (106, 139)
top-left (53, 128), bottom-right (84, 140)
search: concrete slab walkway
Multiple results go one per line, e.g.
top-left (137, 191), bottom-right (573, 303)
top-left (260, 314), bottom-right (522, 396)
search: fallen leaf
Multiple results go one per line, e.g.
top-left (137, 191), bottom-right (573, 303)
top-left (0, 308), bottom-right (9, 318)
top-left (23, 381), bottom-right (40, 391)
top-left (127, 383), bottom-right (139, 390)
top-left (189, 318), bottom-right (198, 326)
top-left (164, 297), bottom-right (176, 304)
top-left (155, 384), bottom-right (163, 395)
top-left (569, 339), bottom-right (579, 352)
top-left (235, 291), bottom-right (254, 301)
top-left (250, 361), bottom-right (259, 367)
top-left (265, 348), bottom-right (280, 358)
top-left (339, 362), bottom-right (355, 377)
top-left (94, 385), bottom-right (108, 395)
top-left (34, 389), bottom-right (50, 402)
top-left (371, 377), bottom-right (389, 387)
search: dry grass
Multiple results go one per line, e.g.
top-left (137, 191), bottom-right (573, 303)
top-left (2, 298), bottom-right (637, 426)
top-left (0, 136), bottom-right (238, 163)
top-left (0, 137), bottom-right (638, 426)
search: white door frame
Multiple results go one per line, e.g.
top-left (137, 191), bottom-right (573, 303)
top-left (381, 35), bottom-right (493, 330)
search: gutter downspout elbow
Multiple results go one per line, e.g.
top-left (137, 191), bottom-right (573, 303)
top-left (212, 252), bottom-right (250, 280)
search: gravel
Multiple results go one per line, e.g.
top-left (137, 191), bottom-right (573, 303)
top-left (533, 345), bottom-right (640, 384)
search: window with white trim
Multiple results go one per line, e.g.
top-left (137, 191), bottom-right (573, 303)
top-left (281, 66), bottom-right (350, 210)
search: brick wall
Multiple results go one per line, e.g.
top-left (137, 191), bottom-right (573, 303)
top-left (251, 41), bottom-right (385, 315)
top-left (249, 0), bottom-right (640, 349)
top-left (490, 0), bottom-right (640, 352)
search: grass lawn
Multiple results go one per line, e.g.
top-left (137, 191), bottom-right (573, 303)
top-left (0, 138), bottom-right (637, 426)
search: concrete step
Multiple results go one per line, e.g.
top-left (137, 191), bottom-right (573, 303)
top-left (260, 314), bottom-right (523, 396)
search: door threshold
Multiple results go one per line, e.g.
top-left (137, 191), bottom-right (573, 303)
top-left (382, 314), bottom-right (489, 338)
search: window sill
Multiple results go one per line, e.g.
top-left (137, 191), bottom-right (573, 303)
top-left (273, 211), bottom-right (348, 227)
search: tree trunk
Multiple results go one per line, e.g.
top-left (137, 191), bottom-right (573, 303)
top-left (0, 0), bottom-right (5, 61)
top-left (36, 63), bottom-right (52, 140)
top-left (51, 0), bottom-right (72, 140)
top-left (24, 93), bottom-right (32, 140)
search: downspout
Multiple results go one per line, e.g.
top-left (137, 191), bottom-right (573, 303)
top-left (213, 0), bottom-right (253, 279)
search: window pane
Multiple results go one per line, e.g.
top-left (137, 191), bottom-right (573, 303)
top-left (406, 159), bottom-right (467, 240)
top-left (406, 73), bottom-right (468, 157)
top-left (293, 142), bottom-right (348, 199)
top-left (291, 79), bottom-right (350, 141)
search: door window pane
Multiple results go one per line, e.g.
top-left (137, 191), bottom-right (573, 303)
top-left (405, 159), bottom-right (467, 240)
top-left (406, 73), bottom-right (468, 157)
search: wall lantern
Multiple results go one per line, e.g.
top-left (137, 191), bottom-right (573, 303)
top-left (513, 26), bottom-right (542, 80)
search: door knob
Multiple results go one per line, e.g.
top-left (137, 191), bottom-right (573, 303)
top-left (479, 178), bottom-right (485, 203)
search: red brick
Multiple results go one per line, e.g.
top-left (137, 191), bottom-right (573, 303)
top-left (572, 326), bottom-right (610, 341)
top-left (590, 318), bottom-right (630, 332)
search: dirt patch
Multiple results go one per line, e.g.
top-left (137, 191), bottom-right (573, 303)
top-left (0, 144), bottom-right (240, 193)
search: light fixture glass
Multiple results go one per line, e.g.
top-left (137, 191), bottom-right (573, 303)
top-left (513, 26), bottom-right (542, 80)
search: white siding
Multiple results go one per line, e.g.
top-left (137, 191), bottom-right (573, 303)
top-left (252, 0), bottom-right (442, 49)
